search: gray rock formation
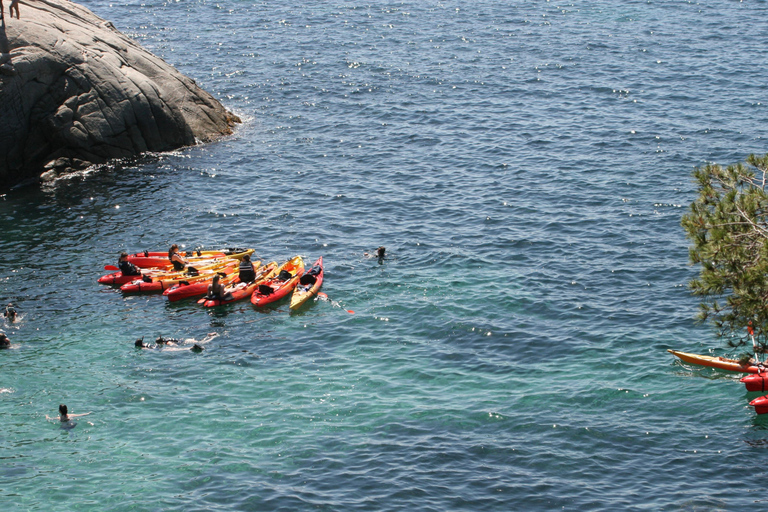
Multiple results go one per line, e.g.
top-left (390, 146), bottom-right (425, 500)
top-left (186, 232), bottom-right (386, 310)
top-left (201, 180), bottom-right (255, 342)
top-left (0, 0), bottom-right (240, 190)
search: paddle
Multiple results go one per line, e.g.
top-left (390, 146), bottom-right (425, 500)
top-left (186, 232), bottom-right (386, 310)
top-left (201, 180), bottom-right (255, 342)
top-left (317, 292), bottom-right (354, 314)
top-left (104, 265), bottom-right (119, 271)
top-left (750, 323), bottom-right (761, 365)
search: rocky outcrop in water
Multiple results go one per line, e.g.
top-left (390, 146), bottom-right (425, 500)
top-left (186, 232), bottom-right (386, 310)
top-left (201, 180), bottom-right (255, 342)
top-left (0, 0), bottom-right (240, 190)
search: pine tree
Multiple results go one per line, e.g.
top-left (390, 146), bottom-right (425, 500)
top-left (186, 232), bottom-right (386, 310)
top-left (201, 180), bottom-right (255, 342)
top-left (681, 153), bottom-right (768, 354)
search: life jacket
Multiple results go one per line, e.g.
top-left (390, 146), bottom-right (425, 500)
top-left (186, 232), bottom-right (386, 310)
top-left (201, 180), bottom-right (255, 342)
top-left (119, 260), bottom-right (141, 276)
top-left (239, 260), bottom-right (256, 281)
top-left (169, 252), bottom-right (185, 271)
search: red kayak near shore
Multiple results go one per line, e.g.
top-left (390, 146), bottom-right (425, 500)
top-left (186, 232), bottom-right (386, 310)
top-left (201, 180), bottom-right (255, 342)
top-left (250, 256), bottom-right (304, 307)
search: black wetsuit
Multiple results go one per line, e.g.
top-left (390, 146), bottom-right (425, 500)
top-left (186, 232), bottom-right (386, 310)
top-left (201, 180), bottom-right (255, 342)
top-left (119, 260), bottom-right (141, 276)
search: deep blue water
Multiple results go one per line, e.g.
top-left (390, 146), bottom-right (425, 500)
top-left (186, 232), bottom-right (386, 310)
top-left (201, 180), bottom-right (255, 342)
top-left (3, 0), bottom-right (768, 510)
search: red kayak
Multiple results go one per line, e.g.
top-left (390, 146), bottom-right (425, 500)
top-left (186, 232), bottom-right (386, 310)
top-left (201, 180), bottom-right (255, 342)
top-left (98, 268), bottom-right (158, 285)
top-left (125, 250), bottom-right (223, 268)
top-left (750, 395), bottom-right (768, 415)
top-left (742, 371), bottom-right (768, 392)
top-left (121, 262), bottom-right (237, 294)
top-left (250, 256), bottom-right (304, 307)
top-left (163, 263), bottom-right (248, 302)
top-left (125, 248), bottom-right (254, 268)
top-left (198, 262), bottom-right (278, 307)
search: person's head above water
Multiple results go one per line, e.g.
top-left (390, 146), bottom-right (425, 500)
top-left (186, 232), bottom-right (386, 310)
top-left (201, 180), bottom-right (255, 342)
top-left (135, 337), bottom-right (153, 348)
top-left (0, 333), bottom-right (9, 348)
top-left (377, 246), bottom-right (386, 258)
top-left (59, 404), bottom-right (68, 418)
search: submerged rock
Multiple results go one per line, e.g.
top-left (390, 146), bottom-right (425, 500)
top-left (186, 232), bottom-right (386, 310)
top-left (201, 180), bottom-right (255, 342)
top-left (0, 0), bottom-right (241, 190)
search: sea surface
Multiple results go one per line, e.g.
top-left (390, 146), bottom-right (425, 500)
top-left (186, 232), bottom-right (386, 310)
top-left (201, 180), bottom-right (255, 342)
top-left (2, 1), bottom-right (768, 510)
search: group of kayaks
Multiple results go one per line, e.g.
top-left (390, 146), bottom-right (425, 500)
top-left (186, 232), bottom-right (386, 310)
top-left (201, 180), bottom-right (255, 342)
top-left (668, 349), bottom-right (768, 415)
top-left (98, 248), bottom-right (324, 310)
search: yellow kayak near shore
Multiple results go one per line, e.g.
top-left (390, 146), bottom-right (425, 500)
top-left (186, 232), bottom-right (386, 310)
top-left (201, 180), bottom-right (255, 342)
top-left (668, 349), bottom-right (761, 374)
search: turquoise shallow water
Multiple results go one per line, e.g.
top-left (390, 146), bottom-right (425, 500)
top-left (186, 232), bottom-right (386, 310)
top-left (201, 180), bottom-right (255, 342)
top-left (3, 0), bottom-right (768, 510)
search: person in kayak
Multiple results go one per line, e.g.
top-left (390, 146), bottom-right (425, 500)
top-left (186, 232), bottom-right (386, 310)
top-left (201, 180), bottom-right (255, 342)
top-left (0, 333), bottom-right (10, 349)
top-left (118, 252), bottom-right (141, 276)
top-left (168, 244), bottom-right (188, 271)
top-left (238, 254), bottom-right (256, 283)
top-left (207, 274), bottom-right (233, 301)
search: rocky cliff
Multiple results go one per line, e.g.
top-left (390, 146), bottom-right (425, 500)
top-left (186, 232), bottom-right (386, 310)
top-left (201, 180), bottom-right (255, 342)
top-left (0, 0), bottom-right (240, 190)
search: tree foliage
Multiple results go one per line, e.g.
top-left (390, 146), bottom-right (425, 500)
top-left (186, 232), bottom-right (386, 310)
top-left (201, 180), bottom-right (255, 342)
top-left (682, 153), bottom-right (768, 353)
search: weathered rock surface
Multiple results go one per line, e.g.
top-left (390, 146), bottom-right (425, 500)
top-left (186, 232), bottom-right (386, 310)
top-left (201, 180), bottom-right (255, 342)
top-left (0, 0), bottom-right (240, 190)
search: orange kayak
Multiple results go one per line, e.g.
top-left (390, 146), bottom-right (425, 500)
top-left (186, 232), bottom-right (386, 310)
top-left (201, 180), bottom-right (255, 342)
top-left (668, 349), bottom-right (760, 373)
top-left (121, 260), bottom-right (237, 294)
top-left (126, 248), bottom-right (254, 268)
top-left (163, 262), bottom-right (252, 302)
top-left (250, 256), bottom-right (304, 307)
top-left (289, 257), bottom-right (323, 310)
top-left (198, 262), bottom-right (278, 307)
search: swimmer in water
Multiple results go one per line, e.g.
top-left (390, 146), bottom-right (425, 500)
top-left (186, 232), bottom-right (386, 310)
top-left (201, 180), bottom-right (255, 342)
top-left (135, 333), bottom-right (216, 351)
top-left (0, 333), bottom-right (10, 349)
top-left (155, 336), bottom-right (183, 345)
top-left (364, 246), bottom-right (386, 263)
top-left (4, 304), bottom-right (17, 323)
top-left (46, 404), bottom-right (91, 423)
top-left (135, 337), bottom-right (153, 349)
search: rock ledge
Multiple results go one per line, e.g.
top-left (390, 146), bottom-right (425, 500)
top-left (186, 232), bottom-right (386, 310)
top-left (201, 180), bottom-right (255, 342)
top-left (0, 0), bottom-right (241, 190)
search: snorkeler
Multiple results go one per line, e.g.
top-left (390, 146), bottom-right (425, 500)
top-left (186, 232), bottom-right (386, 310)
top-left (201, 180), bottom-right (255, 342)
top-left (0, 333), bottom-right (10, 349)
top-left (135, 333), bottom-right (216, 351)
top-left (4, 303), bottom-right (17, 322)
top-left (155, 336), bottom-right (183, 345)
top-left (364, 246), bottom-right (386, 263)
top-left (135, 337), bottom-right (152, 349)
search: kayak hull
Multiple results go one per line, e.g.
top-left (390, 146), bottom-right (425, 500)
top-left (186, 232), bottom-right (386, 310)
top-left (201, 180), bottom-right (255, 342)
top-left (750, 395), bottom-right (768, 415)
top-left (741, 373), bottom-right (768, 392)
top-left (668, 349), bottom-right (759, 374)
top-left (289, 257), bottom-right (323, 310)
top-left (251, 256), bottom-right (304, 307)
